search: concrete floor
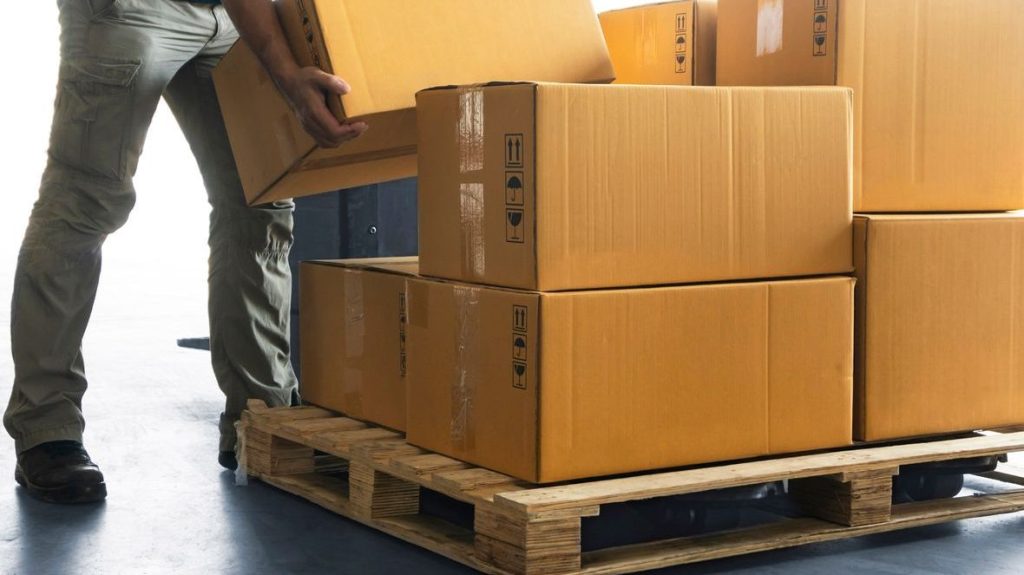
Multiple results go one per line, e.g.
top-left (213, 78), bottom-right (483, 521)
top-left (2, 288), bottom-right (1024, 574)
top-left (3, 352), bottom-right (1024, 575)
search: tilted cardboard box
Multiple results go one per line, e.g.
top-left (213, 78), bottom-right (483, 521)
top-left (600, 0), bottom-right (718, 86)
top-left (716, 0), bottom-right (1024, 212)
top-left (855, 214), bottom-right (1024, 441)
top-left (406, 275), bottom-right (854, 483)
top-left (417, 82), bottom-right (853, 291)
top-left (214, 0), bottom-right (615, 205)
top-left (300, 258), bottom-right (419, 431)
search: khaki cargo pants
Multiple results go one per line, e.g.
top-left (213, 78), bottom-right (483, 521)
top-left (4, 0), bottom-right (298, 454)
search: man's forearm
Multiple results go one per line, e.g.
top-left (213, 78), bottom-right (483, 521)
top-left (222, 0), bottom-right (299, 83)
top-left (221, 0), bottom-right (368, 148)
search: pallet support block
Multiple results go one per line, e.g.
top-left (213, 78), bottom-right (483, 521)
top-left (790, 468), bottom-right (897, 527)
top-left (243, 427), bottom-right (316, 477)
top-left (475, 505), bottom-right (585, 575)
top-left (350, 460), bottom-right (421, 519)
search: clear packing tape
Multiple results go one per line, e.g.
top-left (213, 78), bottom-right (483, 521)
top-left (458, 86), bottom-right (487, 279)
top-left (756, 0), bottom-right (785, 57)
top-left (451, 285), bottom-right (481, 451)
top-left (460, 183), bottom-right (486, 278)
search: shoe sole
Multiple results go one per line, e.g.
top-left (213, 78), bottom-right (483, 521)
top-left (15, 466), bottom-right (107, 504)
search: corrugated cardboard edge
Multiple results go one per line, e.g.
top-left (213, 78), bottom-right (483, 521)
top-left (530, 85), bottom-right (541, 295)
top-left (852, 216), bottom-right (870, 440)
top-left (304, 257), bottom-right (420, 278)
top-left (533, 293), bottom-right (546, 483)
top-left (695, 0), bottom-right (719, 86)
top-left (838, 0), bottom-right (866, 210)
top-left (301, 0), bottom-right (353, 120)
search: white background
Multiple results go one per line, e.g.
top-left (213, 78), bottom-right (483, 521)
top-left (0, 0), bottom-right (646, 394)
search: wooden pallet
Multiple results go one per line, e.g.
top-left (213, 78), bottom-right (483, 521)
top-left (238, 401), bottom-right (1024, 575)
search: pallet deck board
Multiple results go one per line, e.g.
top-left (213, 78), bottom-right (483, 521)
top-left (239, 402), bottom-right (1024, 575)
top-left (494, 432), bottom-right (1024, 515)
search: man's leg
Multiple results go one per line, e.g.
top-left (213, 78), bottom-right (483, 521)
top-left (4, 0), bottom-right (212, 498)
top-left (162, 6), bottom-right (298, 460)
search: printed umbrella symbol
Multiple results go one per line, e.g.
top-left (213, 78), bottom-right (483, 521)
top-left (514, 336), bottom-right (527, 357)
top-left (815, 14), bottom-right (826, 24)
top-left (507, 175), bottom-right (523, 200)
top-left (507, 211), bottom-right (524, 240)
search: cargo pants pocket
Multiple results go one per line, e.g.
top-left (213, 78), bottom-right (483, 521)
top-left (86, 0), bottom-right (119, 18)
top-left (49, 57), bottom-right (141, 181)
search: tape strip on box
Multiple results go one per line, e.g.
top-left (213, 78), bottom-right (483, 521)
top-left (460, 183), bottom-right (486, 278)
top-left (756, 0), bottom-right (784, 56)
top-left (451, 285), bottom-right (481, 450)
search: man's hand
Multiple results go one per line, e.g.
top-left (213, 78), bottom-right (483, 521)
top-left (222, 0), bottom-right (367, 149)
top-left (276, 68), bottom-right (369, 148)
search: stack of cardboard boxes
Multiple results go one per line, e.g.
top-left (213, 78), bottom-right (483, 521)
top-left (407, 81), bottom-right (856, 482)
top-left (714, 0), bottom-right (1024, 442)
top-left (214, 0), bottom-right (1024, 483)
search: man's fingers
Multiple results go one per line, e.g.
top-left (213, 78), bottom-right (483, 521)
top-left (314, 71), bottom-right (351, 96)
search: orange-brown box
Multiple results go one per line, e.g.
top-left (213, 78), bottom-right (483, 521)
top-left (855, 214), bottom-right (1024, 441)
top-left (717, 0), bottom-right (1024, 212)
top-left (406, 275), bottom-right (854, 483)
top-left (300, 258), bottom-right (418, 431)
top-left (214, 0), bottom-right (615, 205)
top-left (600, 0), bottom-right (718, 86)
top-left (417, 82), bottom-right (853, 291)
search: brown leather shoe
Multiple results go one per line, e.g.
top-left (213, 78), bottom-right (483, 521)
top-left (15, 441), bottom-right (107, 504)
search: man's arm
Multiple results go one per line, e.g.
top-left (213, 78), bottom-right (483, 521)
top-left (222, 0), bottom-right (367, 148)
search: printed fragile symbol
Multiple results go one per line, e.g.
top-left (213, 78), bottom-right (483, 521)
top-left (513, 361), bottom-right (528, 389)
top-left (814, 33), bottom-right (828, 56)
top-left (506, 209), bottom-right (525, 243)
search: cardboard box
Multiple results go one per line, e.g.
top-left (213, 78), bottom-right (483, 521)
top-left (214, 0), bottom-right (615, 206)
top-left (417, 82), bottom-right (853, 291)
top-left (854, 214), bottom-right (1024, 441)
top-left (716, 0), bottom-right (1024, 212)
top-left (299, 258), bottom-right (418, 431)
top-left (406, 275), bottom-right (854, 483)
top-left (599, 1), bottom-right (718, 86)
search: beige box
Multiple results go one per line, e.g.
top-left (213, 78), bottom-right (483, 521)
top-left (855, 214), bottom-right (1024, 441)
top-left (600, 0), bottom-right (718, 86)
top-left (300, 258), bottom-right (418, 431)
top-left (406, 275), bottom-right (854, 483)
top-left (716, 0), bottom-right (1024, 212)
top-left (417, 82), bottom-right (853, 291)
top-left (214, 0), bottom-right (615, 205)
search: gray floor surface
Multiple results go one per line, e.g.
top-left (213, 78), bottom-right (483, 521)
top-left (2, 323), bottom-right (1024, 574)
